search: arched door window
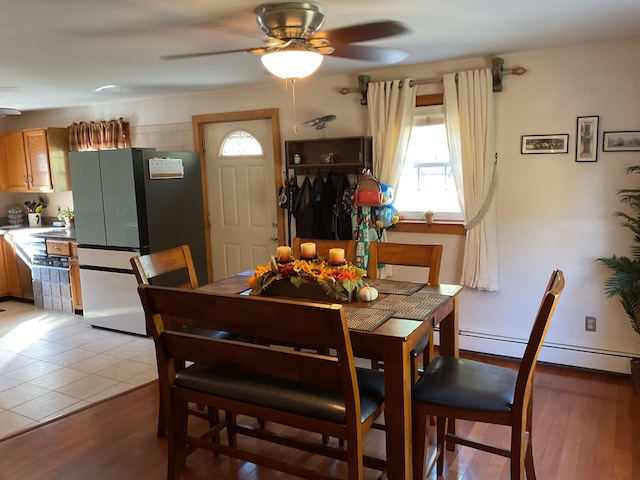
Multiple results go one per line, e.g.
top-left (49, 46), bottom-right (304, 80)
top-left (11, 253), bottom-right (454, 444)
top-left (219, 130), bottom-right (263, 157)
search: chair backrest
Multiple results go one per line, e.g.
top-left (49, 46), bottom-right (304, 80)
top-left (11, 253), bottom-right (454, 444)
top-left (130, 245), bottom-right (199, 289)
top-left (292, 237), bottom-right (357, 264)
top-left (514, 269), bottom-right (565, 408)
top-left (368, 242), bottom-right (443, 286)
top-left (137, 284), bottom-right (362, 426)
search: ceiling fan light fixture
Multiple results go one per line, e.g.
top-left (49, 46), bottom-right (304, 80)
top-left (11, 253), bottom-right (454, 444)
top-left (261, 48), bottom-right (323, 79)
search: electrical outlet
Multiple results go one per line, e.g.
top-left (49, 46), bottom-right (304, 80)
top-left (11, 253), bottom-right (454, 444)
top-left (57, 206), bottom-right (61, 214)
top-left (585, 316), bottom-right (597, 332)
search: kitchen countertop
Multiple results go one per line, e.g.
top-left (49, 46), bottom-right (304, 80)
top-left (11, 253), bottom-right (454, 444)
top-left (0, 226), bottom-right (76, 240)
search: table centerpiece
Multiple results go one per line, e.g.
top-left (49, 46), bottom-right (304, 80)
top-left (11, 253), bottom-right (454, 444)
top-left (249, 246), bottom-right (366, 302)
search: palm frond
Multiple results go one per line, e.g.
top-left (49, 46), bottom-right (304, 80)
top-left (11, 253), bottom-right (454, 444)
top-left (598, 165), bottom-right (640, 338)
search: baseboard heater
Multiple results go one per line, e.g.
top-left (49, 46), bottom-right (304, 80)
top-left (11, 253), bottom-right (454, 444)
top-left (433, 328), bottom-right (634, 374)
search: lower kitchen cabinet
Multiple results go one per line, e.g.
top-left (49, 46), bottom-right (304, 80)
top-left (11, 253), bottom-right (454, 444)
top-left (69, 256), bottom-right (82, 311)
top-left (1, 236), bottom-right (21, 297)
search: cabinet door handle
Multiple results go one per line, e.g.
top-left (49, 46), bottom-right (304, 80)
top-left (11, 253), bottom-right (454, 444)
top-left (23, 175), bottom-right (28, 186)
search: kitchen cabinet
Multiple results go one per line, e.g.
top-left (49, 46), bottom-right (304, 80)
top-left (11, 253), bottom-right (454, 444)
top-left (1, 236), bottom-right (21, 297)
top-left (46, 238), bottom-right (82, 311)
top-left (46, 238), bottom-right (72, 256)
top-left (0, 235), bottom-right (8, 295)
top-left (4, 127), bottom-right (70, 192)
top-left (69, 256), bottom-right (82, 311)
top-left (0, 133), bottom-right (10, 191)
top-left (284, 136), bottom-right (372, 173)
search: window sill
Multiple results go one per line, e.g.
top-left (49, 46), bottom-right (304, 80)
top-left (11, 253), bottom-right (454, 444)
top-left (391, 220), bottom-right (466, 235)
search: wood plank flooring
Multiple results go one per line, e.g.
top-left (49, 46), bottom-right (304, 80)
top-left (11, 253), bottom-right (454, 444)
top-left (0, 353), bottom-right (638, 480)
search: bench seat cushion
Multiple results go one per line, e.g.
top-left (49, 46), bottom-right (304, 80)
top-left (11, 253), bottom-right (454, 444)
top-left (176, 365), bottom-right (384, 424)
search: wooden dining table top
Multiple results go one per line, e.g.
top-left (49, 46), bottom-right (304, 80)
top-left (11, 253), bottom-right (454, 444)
top-left (200, 271), bottom-right (462, 479)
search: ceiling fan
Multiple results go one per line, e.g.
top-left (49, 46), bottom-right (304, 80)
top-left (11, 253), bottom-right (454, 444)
top-left (161, 2), bottom-right (410, 79)
top-left (0, 108), bottom-right (21, 117)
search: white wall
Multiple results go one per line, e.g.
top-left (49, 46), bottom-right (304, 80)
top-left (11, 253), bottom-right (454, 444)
top-left (6, 36), bottom-right (640, 373)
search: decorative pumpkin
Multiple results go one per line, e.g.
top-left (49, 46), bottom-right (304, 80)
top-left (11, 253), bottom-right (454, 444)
top-left (359, 284), bottom-right (379, 302)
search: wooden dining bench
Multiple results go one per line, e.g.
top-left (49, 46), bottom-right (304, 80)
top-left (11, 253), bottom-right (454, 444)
top-left (137, 284), bottom-right (386, 480)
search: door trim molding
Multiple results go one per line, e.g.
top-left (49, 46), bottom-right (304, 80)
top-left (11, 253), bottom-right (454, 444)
top-left (192, 109), bottom-right (283, 283)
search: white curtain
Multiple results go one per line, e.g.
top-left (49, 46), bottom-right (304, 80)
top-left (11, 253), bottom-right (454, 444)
top-left (367, 79), bottom-right (416, 278)
top-left (444, 69), bottom-right (499, 291)
top-left (367, 79), bottom-right (416, 188)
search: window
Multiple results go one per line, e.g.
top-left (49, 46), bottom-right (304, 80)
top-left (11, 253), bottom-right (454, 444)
top-left (219, 130), bottom-right (263, 157)
top-left (394, 104), bottom-right (462, 219)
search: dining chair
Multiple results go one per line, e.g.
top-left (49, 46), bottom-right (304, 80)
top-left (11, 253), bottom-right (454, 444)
top-left (131, 244), bottom-right (199, 290)
top-left (292, 237), bottom-right (357, 263)
top-left (411, 269), bottom-right (565, 480)
top-left (131, 245), bottom-right (229, 438)
top-left (368, 241), bottom-right (444, 381)
top-left (137, 284), bottom-right (387, 480)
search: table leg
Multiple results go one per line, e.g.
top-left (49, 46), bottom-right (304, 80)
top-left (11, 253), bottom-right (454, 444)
top-left (382, 340), bottom-right (413, 480)
top-left (438, 296), bottom-right (459, 357)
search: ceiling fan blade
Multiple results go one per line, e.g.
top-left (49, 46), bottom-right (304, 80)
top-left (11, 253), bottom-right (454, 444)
top-left (310, 20), bottom-right (409, 45)
top-left (330, 44), bottom-right (408, 64)
top-left (160, 47), bottom-right (265, 61)
top-left (0, 108), bottom-right (21, 116)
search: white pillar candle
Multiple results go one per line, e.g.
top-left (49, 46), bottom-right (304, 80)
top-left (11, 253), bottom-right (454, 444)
top-left (300, 242), bottom-right (316, 259)
top-left (329, 248), bottom-right (345, 265)
top-left (277, 246), bottom-right (292, 262)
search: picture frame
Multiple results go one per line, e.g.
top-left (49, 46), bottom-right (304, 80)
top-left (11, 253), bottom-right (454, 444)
top-left (576, 116), bottom-right (599, 162)
top-left (521, 134), bottom-right (569, 154)
top-left (603, 131), bottom-right (640, 152)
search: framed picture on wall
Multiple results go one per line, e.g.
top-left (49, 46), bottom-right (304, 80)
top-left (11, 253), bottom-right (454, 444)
top-left (521, 134), bottom-right (569, 154)
top-left (603, 131), bottom-right (640, 152)
top-left (576, 116), bottom-right (599, 162)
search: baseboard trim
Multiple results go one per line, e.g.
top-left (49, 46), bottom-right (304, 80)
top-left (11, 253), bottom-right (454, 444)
top-left (434, 329), bottom-right (635, 374)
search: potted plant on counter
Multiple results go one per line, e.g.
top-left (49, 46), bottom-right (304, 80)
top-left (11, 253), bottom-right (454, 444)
top-left (597, 165), bottom-right (640, 394)
top-left (58, 207), bottom-right (75, 228)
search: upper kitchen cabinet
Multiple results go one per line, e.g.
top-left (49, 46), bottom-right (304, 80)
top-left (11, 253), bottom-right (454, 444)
top-left (5, 127), bottom-right (71, 192)
top-left (0, 133), bottom-right (9, 191)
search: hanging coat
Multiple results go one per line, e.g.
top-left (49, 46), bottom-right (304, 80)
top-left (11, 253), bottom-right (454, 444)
top-left (293, 176), bottom-right (314, 238)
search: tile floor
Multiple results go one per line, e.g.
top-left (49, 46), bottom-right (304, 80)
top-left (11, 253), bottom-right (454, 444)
top-left (0, 300), bottom-right (157, 440)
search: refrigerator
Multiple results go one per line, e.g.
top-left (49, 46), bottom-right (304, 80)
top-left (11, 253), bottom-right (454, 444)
top-left (69, 148), bottom-right (207, 334)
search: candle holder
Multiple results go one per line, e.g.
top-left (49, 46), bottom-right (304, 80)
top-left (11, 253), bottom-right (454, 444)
top-left (300, 255), bottom-right (318, 262)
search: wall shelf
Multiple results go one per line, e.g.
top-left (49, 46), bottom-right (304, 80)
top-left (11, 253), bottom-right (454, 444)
top-left (285, 136), bottom-right (372, 173)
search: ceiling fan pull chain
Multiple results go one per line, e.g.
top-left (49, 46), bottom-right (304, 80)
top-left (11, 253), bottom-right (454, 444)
top-left (290, 78), bottom-right (298, 134)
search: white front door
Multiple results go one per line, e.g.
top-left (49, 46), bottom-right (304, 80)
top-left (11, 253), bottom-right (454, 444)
top-left (205, 119), bottom-right (279, 280)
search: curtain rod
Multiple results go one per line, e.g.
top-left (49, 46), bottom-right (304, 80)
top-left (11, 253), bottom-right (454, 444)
top-left (339, 57), bottom-right (527, 104)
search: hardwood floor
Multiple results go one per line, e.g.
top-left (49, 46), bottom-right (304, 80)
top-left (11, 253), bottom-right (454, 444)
top-left (0, 353), bottom-right (638, 480)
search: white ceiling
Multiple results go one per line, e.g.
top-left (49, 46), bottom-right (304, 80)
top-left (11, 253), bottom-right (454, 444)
top-left (1, 0), bottom-right (639, 113)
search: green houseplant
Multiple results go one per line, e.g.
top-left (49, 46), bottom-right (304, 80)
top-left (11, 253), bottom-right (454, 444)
top-left (58, 207), bottom-right (74, 227)
top-left (597, 165), bottom-right (640, 393)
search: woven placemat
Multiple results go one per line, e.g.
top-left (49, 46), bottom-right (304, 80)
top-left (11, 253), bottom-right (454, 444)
top-left (197, 275), bottom-right (251, 295)
top-left (364, 278), bottom-right (426, 295)
top-left (370, 293), bottom-right (450, 320)
top-left (343, 306), bottom-right (394, 332)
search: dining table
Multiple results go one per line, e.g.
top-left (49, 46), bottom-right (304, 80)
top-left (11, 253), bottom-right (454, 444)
top-left (198, 272), bottom-right (462, 480)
